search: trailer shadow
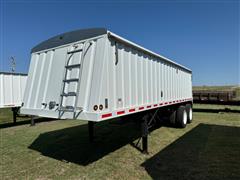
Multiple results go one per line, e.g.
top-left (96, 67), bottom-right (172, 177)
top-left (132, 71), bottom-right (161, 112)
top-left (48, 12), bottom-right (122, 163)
top-left (141, 123), bottom-right (240, 179)
top-left (0, 118), bottom-right (56, 129)
top-left (29, 117), bottom-right (148, 166)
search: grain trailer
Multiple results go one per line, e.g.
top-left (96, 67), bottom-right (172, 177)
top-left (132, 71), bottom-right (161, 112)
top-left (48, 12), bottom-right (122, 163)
top-left (0, 72), bottom-right (27, 123)
top-left (21, 28), bottom-right (193, 153)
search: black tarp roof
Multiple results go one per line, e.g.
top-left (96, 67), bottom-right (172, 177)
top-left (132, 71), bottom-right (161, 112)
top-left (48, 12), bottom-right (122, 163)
top-left (31, 28), bottom-right (107, 53)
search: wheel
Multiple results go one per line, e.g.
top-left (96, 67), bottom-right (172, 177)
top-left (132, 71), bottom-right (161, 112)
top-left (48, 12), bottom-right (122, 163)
top-left (176, 106), bottom-right (187, 128)
top-left (185, 104), bottom-right (193, 123)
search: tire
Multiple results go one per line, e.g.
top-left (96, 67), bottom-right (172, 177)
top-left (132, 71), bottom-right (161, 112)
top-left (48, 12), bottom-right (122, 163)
top-left (169, 110), bottom-right (176, 125)
top-left (185, 104), bottom-right (193, 123)
top-left (176, 106), bottom-right (187, 128)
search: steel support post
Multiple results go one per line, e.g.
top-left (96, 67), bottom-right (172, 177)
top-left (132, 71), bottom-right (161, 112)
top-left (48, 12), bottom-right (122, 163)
top-left (141, 116), bottom-right (149, 154)
top-left (30, 115), bottom-right (35, 126)
top-left (12, 107), bottom-right (17, 124)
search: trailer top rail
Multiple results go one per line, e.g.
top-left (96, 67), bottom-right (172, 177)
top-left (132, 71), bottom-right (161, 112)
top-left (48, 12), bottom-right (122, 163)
top-left (31, 28), bottom-right (191, 73)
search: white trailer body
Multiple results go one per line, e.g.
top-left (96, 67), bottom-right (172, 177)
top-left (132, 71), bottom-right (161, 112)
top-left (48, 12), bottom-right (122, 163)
top-left (21, 28), bottom-right (192, 122)
top-left (0, 72), bottom-right (27, 108)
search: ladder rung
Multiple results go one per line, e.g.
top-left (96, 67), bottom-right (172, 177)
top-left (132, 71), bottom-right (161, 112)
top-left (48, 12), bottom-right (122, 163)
top-left (67, 49), bottom-right (83, 54)
top-left (61, 92), bottom-right (77, 96)
top-left (59, 106), bottom-right (83, 112)
top-left (63, 78), bottom-right (79, 82)
top-left (59, 106), bottom-right (74, 112)
top-left (65, 64), bottom-right (81, 69)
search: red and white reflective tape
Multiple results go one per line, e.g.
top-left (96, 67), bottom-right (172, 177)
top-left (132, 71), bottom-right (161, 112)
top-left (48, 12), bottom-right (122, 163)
top-left (101, 113), bottom-right (112, 118)
top-left (101, 98), bottom-right (193, 119)
top-left (117, 110), bottom-right (125, 115)
top-left (129, 108), bottom-right (135, 112)
top-left (139, 107), bottom-right (144, 110)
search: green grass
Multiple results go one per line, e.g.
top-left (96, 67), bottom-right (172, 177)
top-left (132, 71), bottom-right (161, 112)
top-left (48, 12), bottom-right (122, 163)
top-left (193, 85), bottom-right (239, 91)
top-left (0, 108), bottom-right (31, 125)
top-left (1, 105), bottom-right (240, 180)
top-left (0, 108), bottom-right (15, 124)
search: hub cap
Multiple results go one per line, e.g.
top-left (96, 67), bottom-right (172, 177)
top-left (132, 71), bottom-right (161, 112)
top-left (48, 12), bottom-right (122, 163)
top-left (183, 110), bottom-right (187, 125)
top-left (189, 107), bottom-right (193, 121)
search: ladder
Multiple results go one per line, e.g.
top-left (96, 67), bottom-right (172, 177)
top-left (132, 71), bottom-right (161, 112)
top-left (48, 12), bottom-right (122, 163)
top-left (58, 44), bottom-right (84, 117)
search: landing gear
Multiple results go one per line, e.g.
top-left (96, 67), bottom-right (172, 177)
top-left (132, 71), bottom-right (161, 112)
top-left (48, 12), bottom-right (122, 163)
top-left (30, 115), bottom-right (35, 126)
top-left (141, 115), bottom-right (149, 154)
top-left (11, 107), bottom-right (19, 124)
top-left (133, 108), bottom-right (161, 154)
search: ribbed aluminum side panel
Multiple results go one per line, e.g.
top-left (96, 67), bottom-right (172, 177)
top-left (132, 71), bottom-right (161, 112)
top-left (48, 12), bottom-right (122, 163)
top-left (0, 73), bottom-right (27, 108)
top-left (99, 38), bottom-right (192, 114)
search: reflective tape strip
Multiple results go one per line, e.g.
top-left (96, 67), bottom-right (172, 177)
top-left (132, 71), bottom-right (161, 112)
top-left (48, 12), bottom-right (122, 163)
top-left (102, 98), bottom-right (193, 119)
top-left (129, 108), bottom-right (135, 112)
top-left (102, 113), bottom-right (112, 118)
top-left (117, 110), bottom-right (125, 115)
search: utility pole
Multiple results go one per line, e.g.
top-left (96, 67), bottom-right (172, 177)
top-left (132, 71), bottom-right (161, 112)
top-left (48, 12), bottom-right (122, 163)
top-left (10, 56), bottom-right (17, 124)
top-left (10, 56), bottom-right (16, 72)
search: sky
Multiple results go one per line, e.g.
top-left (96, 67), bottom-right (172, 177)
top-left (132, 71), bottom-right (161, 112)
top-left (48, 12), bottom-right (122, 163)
top-left (0, 0), bottom-right (239, 86)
